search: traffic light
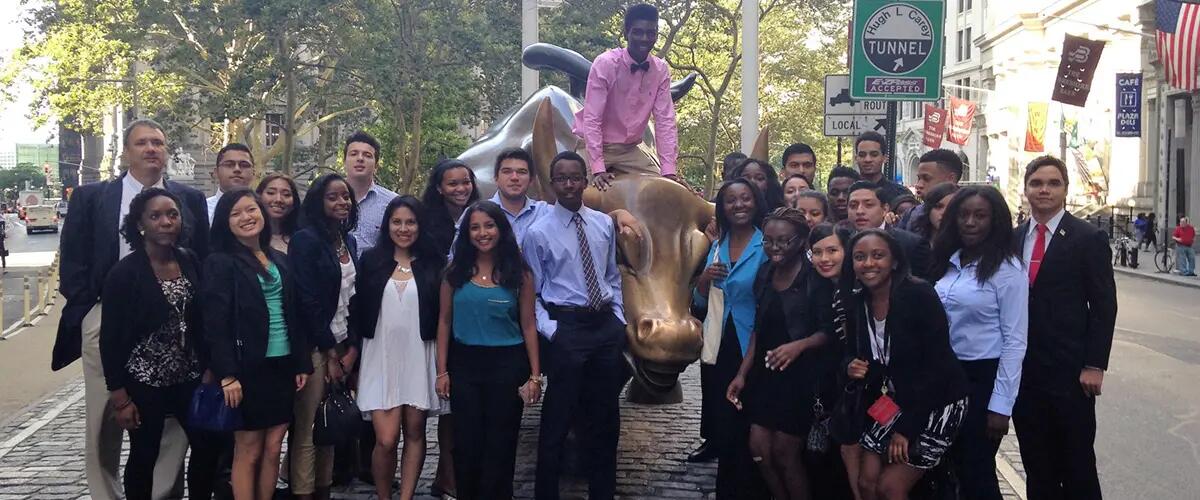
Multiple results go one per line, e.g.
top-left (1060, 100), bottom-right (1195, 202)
top-left (42, 163), bottom-right (50, 175)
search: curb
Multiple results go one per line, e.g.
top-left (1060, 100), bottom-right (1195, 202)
top-left (1114, 267), bottom-right (1200, 289)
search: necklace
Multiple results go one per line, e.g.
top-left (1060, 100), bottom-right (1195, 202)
top-left (396, 263), bottom-right (412, 273)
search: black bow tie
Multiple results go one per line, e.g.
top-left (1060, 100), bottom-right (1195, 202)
top-left (630, 61), bottom-right (650, 73)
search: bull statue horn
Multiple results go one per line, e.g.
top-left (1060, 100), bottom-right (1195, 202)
top-left (530, 97), bottom-right (558, 204)
top-left (750, 127), bottom-right (770, 163)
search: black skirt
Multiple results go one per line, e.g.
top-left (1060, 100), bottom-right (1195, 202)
top-left (743, 291), bottom-right (818, 436)
top-left (239, 356), bottom-right (296, 430)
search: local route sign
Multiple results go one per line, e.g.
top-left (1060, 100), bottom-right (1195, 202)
top-left (824, 74), bottom-right (888, 137)
top-left (850, 0), bottom-right (945, 101)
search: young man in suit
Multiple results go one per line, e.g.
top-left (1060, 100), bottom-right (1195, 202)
top-left (853, 131), bottom-right (913, 205)
top-left (53, 119), bottom-right (210, 500)
top-left (206, 143), bottom-right (255, 222)
top-left (846, 181), bottom-right (932, 280)
top-left (1013, 155), bottom-right (1117, 499)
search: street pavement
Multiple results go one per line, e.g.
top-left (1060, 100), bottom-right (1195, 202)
top-left (0, 213), bottom-right (60, 334)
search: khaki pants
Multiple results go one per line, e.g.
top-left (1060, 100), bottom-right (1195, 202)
top-left (82, 304), bottom-right (189, 500)
top-left (575, 139), bottom-right (662, 177)
top-left (289, 349), bottom-right (335, 494)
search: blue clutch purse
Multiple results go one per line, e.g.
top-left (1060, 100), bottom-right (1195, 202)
top-left (189, 382), bottom-right (242, 432)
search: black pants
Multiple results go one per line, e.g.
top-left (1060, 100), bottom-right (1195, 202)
top-left (535, 311), bottom-right (624, 500)
top-left (124, 379), bottom-right (223, 500)
top-left (1012, 383), bottom-right (1102, 500)
top-left (450, 342), bottom-right (529, 500)
top-left (709, 321), bottom-right (768, 500)
top-left (953, 358), bottom-right (1003, 500)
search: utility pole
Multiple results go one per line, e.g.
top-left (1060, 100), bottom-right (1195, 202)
top-left (521, 0), bottom-right (539, 100)
top-left (740, 0), bottom-right (759, 153)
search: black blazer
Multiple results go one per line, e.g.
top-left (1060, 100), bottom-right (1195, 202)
top-left (1013, 213), bottom-right (1117, 392)
top-left (288, 226), bottom-right (359, 351)
top-left (99, 248), bottom-right (205, 391)
top-left (202, 250), bottom-right (312, 379)
top-left (847, 278), bottom-right (968, 438)
top-left (888, 226), bottom-right (932, 281)
top-left (54, 174), bottom-right (209, 370)
top-left (351, 246), bottom-right (444, 342)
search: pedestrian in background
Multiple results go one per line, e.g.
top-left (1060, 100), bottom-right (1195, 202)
top-left (726, 208), bottom-right (832, 499)
top-left (930, 186), bottom-right (1028, 499)
top-left (256, 173), bottom-right (300, 254)
top-left (288, 173), bottom-right (361, 500)
top-left (204, 188), bottom-right (312, 500)
top-left (436, 200), bottom-right (542, 499)
top-left (353, 196), bottom-right (448, 500)
top-left (1172, 216), bottom-right (1195, 276)
top-left (1141, 212), bottom-right (1158, 251)
top-left (692, 177), bottom-right (770, 499)
top-left (845, 229), bottom-right (969, 500)
top-left (100, 188), bottom-right (218, 500)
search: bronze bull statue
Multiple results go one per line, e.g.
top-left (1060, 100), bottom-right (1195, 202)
top-left (457, 43), bottom-right (766, 401)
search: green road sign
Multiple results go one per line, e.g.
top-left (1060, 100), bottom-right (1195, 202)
top-left (850, 0), bottom-right (945, 101)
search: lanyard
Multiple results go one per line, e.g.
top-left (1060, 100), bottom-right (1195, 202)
top-left (864, 302), bottom-right (892, 395)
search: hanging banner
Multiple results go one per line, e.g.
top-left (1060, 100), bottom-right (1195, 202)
top-left (1051, 34), bottom-right (1106, 107)
top-left (1115, 73), bottom-right (1143, 137)
top-left (946, 96), bottom-right (977, 146)
top-left (1025, 102), bottom-right (1048, 152)
top-left (922, 105), bottom-right (947, 148)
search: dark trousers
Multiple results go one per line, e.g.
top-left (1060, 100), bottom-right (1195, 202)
top-left (535, 311), bottom-right (625, 500)
top-left (1012, 383), bottom-right (1102, 500)
top-left (954, 358), bottom-right (1003, 500)
top-left (709, 321), bottom-right (768, 500)
top-left (450, 342), bottom-right (529, 500)
top-left (124, 379), bottom-right (222, 500)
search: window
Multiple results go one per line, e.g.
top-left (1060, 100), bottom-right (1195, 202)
top-left (956, 30), bottom-right (964, 62)
top-left (266, 113), bottom-right (284, 147)
top-left (957, 28), bottom-right (973, 62)
top-left (959, 0), bottom-right (972, 12)
top-left (964, 27), bottom-right (973, 60)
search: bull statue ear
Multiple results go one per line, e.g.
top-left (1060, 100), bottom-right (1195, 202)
top-left (530, 97), bottom-right (557, 204)
top-left (750, 127), bottom-right (770, 162)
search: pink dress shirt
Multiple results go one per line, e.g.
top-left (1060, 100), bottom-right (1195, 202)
top-left (572, 48), bottom-right (679, 176)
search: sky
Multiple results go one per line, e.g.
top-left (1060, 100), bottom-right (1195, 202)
top-left (0, 0), bottom-right (55, 150)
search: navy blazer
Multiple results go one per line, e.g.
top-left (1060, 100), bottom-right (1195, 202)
top-left (99, 248), bottom-right (205, 391)
top-left (1013, 213), bottom-right (1117, 393)
top-left (54, 174), bottom-right (209, 370)
top-left (201, 250), bottom-right (312, 378)
top-left (351, 245), bottom-right (443, 342)
top-left (288, 226), bottom-right (359, 351)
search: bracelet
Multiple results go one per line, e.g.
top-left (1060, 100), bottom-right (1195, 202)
top-left (221, 380), bottom-right (237, 388)
top-left (436, 372), bottom-right (449, 379)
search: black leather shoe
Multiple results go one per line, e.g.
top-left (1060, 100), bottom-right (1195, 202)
top-left (687, 440), bottom-right (717, 463)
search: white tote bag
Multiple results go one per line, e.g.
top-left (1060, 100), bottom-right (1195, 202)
top-left (700, 246), bottom-right (724, 365)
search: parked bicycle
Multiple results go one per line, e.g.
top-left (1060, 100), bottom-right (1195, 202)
top-left (1155, 241), bottom-right (1175, 273)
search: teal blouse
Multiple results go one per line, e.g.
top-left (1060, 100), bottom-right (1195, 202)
top-left (452, 281), bottom-right (523, 347)
top-left (259, 262), bottom-right (290, 358)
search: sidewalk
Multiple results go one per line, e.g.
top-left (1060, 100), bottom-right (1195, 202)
top-left (0, 304), bottom-right (1028, 499)
top-left (1112, 248), bottom-right (1200, 289)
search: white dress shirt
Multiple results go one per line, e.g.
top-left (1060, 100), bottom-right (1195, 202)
top-left (1021, 209), bottom-right (1066, 266)
top-left (206, 188), bottom-right (224, 223)
top-left (119, 173), bottom-right (166, 259)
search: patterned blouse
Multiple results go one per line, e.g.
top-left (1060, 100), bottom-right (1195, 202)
top-left (126, 276), bottom-right (201, 387)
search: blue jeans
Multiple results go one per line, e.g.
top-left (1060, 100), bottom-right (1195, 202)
top-left (1175, 246), bottom-right (1196, 275)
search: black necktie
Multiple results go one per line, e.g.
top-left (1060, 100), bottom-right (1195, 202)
top-left (630, 61), bottom-right (650, 73)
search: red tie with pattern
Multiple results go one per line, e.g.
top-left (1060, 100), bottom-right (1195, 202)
top-left (1029, 223), bottom-right (1048, 285)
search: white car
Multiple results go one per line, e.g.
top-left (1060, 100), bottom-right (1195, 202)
top-left (23, 205), bottom-right (59, 234)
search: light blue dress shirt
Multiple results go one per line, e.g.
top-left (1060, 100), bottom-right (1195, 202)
top-left (522, 203), bottom-right (625, 339)
top-left (692, 230), bottom-right (767, 356)
top-left (935, 251), bottom-right (1029, 416)
top-left (350, 183), bottom-right (399, 258)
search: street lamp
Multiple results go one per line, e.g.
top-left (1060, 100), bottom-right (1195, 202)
top-left (1126, 198), bottom-right (1137, 237)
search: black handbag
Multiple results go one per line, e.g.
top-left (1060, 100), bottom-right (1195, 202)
top-left (313, 381), bottom-right (361, 447)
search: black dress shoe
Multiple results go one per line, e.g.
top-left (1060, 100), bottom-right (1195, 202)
top-left (687, 440), bottom-right (718, 463)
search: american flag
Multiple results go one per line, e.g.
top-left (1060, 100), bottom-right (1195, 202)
top-left (1156, 0), bottom-right (1200, 90)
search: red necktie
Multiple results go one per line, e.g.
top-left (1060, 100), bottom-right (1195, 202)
top-left (1029, 223), bottom-right (1048, 285)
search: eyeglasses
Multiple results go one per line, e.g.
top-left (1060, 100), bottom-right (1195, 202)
top-left (551, 175), bottom-right (587, 185)
top-left (218, 160), bottom-right (254, 170)
top-left (762, 234), bottom-right (801, 250)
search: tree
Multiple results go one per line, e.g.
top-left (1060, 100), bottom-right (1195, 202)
top-left (0, 164), bottom-right (49, 202)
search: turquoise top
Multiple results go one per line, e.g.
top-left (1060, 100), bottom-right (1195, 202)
top-left (259, 263), bottom-right (290, 358)
top-left (452, 281), bottom-right (523, 347)
top-left (692, 229), bottom-right (767, 356)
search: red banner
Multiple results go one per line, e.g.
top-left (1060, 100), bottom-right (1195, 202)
top-left (922, 105), bottom-right (946, 148)
top-left (1052, 34), bottom-right (1107, 107)
top-left (946, 97), bottom-right (977, 146)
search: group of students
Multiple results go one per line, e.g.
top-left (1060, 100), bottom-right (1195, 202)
top-left (55, 118), bottom-right (641, 500)
top-left (689, 132), bottom-right (1116, 500)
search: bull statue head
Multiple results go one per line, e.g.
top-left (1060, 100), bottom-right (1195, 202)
top-left (458, 43), bottom-right (767, 402)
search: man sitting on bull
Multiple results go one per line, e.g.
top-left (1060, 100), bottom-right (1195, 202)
top-left (574, 3), bottom-right (687, 192)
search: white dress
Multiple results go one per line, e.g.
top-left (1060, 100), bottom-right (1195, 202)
top-left (357, 277), bottom-right (448, 415)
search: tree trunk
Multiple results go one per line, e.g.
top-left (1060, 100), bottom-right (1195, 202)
top-left (403, 95), bottom-right (424, 194)
top-left (281, 30), bottom-right (297, 175)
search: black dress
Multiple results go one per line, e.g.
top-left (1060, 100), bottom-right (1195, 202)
top-left (743, 267), bottom-right (831, 437)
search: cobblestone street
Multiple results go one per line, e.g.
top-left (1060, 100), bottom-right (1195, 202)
top-left (0, 362), bottom-right (1024, 499)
